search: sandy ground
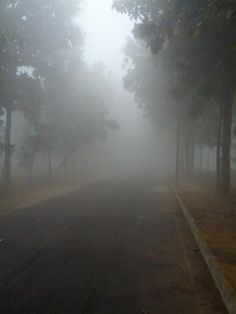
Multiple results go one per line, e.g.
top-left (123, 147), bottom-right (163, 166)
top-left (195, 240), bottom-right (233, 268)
top-left (178, 182), bottom-right (236, 296)
top-left (0, 179), bottom-right (226, 313)
top-left (0, 177), bottom-right (86, 214)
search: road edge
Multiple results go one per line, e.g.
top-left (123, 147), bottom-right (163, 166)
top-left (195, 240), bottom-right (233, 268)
top-left (171, 185), bottom-right (236, 314)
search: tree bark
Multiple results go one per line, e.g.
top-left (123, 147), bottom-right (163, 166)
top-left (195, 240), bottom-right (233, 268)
top-left (175, 121), bottom-right (180, 186)
top-left (184, 131), bottom-right (190, 177)
top-left (207, 147), bottom-right (210, 177)
top-left (221, 58), bottom-right (235, 198)
top-left (57, 151), bottom-right (77, 176)
top-left (190, 132), bottom-right (195, 176)
top-left (47, 151), bottom-right (52, 179)
top-left (29, 149), bottom-right (36, 185)
top-left (63, 158), bottom-right (67, 178)
top-left (221, 86), bottom-right (234, 197)
top-left (216, 102), bottom-right (223, 191)
top-left (199, 144), bottom-right (203, 175)
top-left (180, 131), bottom-right (185, 176)
top-left (3, 108), bottom-right (12, 186)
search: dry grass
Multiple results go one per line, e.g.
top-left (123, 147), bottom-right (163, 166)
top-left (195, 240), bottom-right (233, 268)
top-left (178, 182), bottom-right (236, 290)
top-left (0, 176), bottom-right (88, 214)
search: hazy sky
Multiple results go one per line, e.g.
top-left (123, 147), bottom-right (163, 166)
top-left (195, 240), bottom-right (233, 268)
top-left (80, 0), bottom-right (138, 124)
top-left (80, 0), bottom-right (133, 77)
top-left (79, 0), bottom-right (163, 173)
top-left (80, 0), bottom-right (154, 137)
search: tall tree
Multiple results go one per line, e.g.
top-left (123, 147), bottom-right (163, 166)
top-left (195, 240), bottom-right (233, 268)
top-left (0, 0), bottom-right (83, 185)
top-left (114, 0), bottom-right (236, 196)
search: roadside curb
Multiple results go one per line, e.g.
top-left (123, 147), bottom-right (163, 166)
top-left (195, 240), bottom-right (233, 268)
top-left (171, 185), bottom-right (236, 314)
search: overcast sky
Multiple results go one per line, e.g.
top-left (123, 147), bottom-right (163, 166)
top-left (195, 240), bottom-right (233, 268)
top-left (80, 0), bottom-right (133, 77)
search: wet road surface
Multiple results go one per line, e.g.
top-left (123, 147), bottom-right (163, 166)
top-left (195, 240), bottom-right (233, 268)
top-left (0, 180), bottom-right (226, 313)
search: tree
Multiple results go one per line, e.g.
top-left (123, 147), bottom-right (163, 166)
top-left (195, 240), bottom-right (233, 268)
top-left (1, 0), bottom-right (119, 185)
top-left (0, 0), bottom-right (83, 186)
top-left (20, 122), bottom-right (56, 184)
top-left (46, 63), bottom-right (119, 178)
top-left (114, 0), bottom-right (236, 196)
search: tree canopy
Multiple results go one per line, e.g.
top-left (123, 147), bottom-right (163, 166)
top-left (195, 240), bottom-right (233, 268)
top-left (114, 0), bottom-right (236, 196)
top-left (0, 0), bottom-right (118, 185)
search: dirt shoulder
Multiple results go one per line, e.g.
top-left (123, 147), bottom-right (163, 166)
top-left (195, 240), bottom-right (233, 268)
top-left (0, 177), bottom-right (89, 214)
top-left (177, 182), bottom-right (236, 294)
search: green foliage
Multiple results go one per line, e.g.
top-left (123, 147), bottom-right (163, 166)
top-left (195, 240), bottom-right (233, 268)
top-left (114, 0), bottom-right (236, 146)
top-left (1, 0), bottom-right (118, 182)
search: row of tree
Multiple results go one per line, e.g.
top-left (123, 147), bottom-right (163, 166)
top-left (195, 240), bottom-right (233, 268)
top-left (0, 0), bottom-right (117, 185)
top-left (113, 0), bottom-right (236, 197)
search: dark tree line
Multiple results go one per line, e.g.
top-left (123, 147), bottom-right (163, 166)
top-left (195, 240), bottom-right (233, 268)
top-left (113, 0), bottom-right (236, 197)
top-left (0, 1), bottom-right (118, 186)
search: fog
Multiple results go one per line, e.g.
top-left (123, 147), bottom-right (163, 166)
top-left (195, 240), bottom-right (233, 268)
top-left (1, 2), bottom-right (235, 311)
top-left (81, 0), bottom-right (131, 76)
top-left (0, 0), bottom-right (233, 191)
top-left (79, 0), bottom-right (174, 178)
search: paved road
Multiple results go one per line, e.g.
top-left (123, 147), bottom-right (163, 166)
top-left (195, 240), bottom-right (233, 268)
top-left (0, 180), bottom-right (226, 313)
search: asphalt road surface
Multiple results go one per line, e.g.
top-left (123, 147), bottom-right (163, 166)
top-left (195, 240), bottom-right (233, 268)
top-left (0, 179), bottom-right (227, 313)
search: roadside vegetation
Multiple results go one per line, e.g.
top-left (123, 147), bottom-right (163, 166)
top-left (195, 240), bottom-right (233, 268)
top-left (0, 0), bottom-right (118, 193)
top-left (1, 1), bottom-right (236, 207)
top-left (113, 0), bottom-right (236, 198)
top-left (113, 0), bottom-right (236, 299)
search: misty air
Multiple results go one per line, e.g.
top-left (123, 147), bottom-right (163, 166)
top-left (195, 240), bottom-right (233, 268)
top-left (0, 1), bottom-right (235, 313)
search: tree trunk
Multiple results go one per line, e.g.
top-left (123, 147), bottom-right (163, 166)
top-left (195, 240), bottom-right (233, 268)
top-left (184, 132), bottom-right (190, 177)
top-left (190, 133), bottom-right (195, 176)
top-left (28, 150), bottom-right (36, 185)
top-left (57, 151), bottom-right (76, 176)
top-left (63, 156), bottom-right (67, 178)
top-left (199, 144), bottom-right (203, 175)
top-left (216, 102), bottom-right (223, 191)
top-left (3, 108), bottom-right (12, 186)
top-left (221, 86), bottom-right (234, 197)
top-left (221, 58), bottom-right (235, 198)
top-left (47, 151), bottom-right (52, 179)
top-left (207, 147), bottom-right (210, 177)
top-left (175, 121), bottom-right (180, 186)
top-left (180, 132), bottom-right (185, 176)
